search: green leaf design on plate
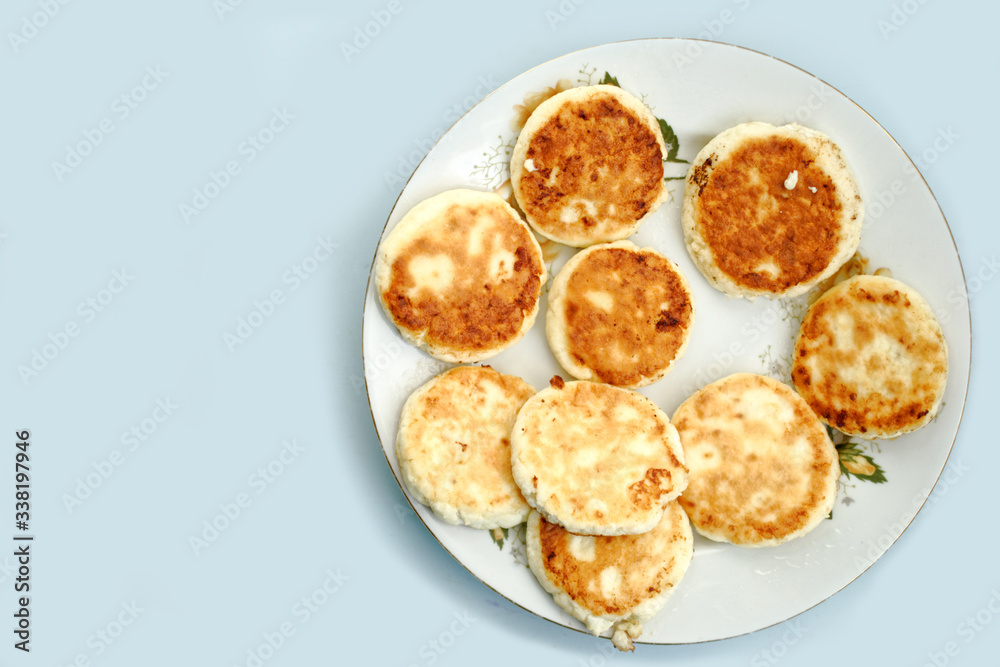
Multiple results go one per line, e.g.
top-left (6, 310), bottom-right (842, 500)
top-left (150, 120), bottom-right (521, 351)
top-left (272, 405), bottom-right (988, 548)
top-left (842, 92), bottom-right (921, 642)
top-left (599, 72), bottom-right (621, 87)
top-left (658, 118), bottom-right (688, 164)
top-left (825, 425), bottom-right (887, 484)
top-left (835, 440), bottom-right (887, 484)
top-left (489, 527), bottom-right (508, 550)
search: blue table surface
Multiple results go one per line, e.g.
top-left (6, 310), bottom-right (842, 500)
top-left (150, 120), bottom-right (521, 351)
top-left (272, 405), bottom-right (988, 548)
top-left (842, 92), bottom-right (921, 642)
top-left (1, 1), bottom-right (996, 665)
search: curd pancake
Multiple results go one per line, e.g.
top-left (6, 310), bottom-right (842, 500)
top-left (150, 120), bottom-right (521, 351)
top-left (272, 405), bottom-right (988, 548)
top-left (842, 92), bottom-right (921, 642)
top-left (510, 84), bottom-right (667, 247)
top-left (792, 274), bottom-right (948, 439)
top-left (672, 373), bottom-right (839, 547)
top-left (526, 501), bottom-right (693, 652)
top-left (546, 240), bottom-right (694, 388)
top-left (396, 365), bottom-right (535, 529)
top-left (511, 378), bottom-right (687, 536)
top-left (376, 189), bottom-right (546, 362)
top-left (682, 122), bottom-right (863, 299)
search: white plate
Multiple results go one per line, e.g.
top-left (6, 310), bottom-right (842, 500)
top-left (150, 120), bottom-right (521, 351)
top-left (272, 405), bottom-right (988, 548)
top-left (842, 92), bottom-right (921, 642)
top-left (361, 39), bottom-right (971, 644)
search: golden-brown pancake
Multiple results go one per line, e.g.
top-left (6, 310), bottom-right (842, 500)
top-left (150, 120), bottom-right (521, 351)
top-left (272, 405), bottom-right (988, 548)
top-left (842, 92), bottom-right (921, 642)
top-left (526, 501), bottom-right (694, 651)
top-left (396, 365), bottom-right (535, 529)
top-left (672, 373), bottom-right (839, 547)
top-left (682, 122), bottom-right (863, 299)
top-left (376, 189), bottom-right (546, 362)
top-left (510, 84), bottom-right (667, 247)
top-left (546, 240), bottom-right (695, 388)
top-left (511, 378), bottom-right (688, 536)
top-left (791, 274), bottom-right (948, 439)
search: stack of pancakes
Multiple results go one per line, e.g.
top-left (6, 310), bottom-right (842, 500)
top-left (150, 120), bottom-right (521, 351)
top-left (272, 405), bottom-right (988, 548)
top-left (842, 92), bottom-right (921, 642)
top-left (378, 80), bottom-right (950, 650)
top-left (398, 368), bottom-right (694, 652)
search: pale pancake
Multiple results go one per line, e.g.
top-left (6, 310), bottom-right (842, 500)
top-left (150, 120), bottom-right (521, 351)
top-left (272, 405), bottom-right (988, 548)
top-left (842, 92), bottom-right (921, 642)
top-left (546, 240), bottom-right (695, 388)
top-left (396, 365), bottom-right (535, 529)
top-left (510, 84), bottom-right (667, 247)
top-left (792, 275), bottom-right (948, 439)
top-left (376, 189), bottom-right (546, 362)
top-left (672, 373), bottom-right (839, 547)
top-left (682, 122), bottom-right (863, 299)
top-left (526, 502), bottom-right (693, 651)
top-left (511, 378), bottom-right (688, 536)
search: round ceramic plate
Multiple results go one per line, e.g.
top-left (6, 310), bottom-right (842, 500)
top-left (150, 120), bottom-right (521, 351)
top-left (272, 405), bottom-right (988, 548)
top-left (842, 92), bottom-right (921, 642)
top-left (361, 39), bottom-right (971, 644)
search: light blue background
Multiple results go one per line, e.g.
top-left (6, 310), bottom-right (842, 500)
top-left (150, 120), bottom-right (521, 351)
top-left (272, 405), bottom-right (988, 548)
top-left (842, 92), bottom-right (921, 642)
top-left (0, 1), bottom-right (996, 665)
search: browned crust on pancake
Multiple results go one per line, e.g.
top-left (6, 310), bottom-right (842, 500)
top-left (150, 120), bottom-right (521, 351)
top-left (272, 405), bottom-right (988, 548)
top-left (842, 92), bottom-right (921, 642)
top-left (559, 244), bottom-right (693, 387)
top-left (694, 135), bottom-right (843, 293)
top-left (379, 193), bottom-right (544, 360)
top-left (791, 275), bottom-right (948, 438)
top-left (515, 87), bottom-right (664, 244)
top-left (535, 502), bottom-right (692, 617)
top-left (672, 373), bottom-right (838, 546)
